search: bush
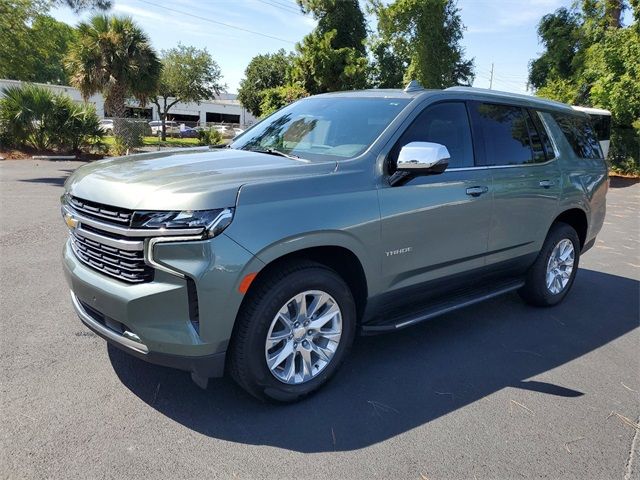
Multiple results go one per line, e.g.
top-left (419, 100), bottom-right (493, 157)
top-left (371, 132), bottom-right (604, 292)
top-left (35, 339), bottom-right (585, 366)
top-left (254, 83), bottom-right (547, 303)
top-left (609, 126), bottom-right (640, 176)
top-left (197, 128), bottom-right (223, 146)
top-left (0, 84), bottom-right (103, 152)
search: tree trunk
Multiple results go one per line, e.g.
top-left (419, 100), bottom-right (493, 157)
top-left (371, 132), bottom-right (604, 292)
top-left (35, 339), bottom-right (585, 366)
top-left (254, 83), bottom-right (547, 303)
top-left (105, 83), bottom-right (127, 119)
top-left (161, 97), bottom-right (167, 141)
top-left (606, 0), bottom-right (623, 29)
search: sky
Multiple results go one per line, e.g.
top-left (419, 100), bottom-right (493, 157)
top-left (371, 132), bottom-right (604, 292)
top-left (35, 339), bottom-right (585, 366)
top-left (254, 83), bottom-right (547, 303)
top-left (50, 0), bottom-right (574, 95)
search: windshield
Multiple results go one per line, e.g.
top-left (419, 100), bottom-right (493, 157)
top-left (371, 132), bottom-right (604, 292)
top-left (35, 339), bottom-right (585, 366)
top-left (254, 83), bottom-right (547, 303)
top-left (231, 96), bottom-right (411, 161)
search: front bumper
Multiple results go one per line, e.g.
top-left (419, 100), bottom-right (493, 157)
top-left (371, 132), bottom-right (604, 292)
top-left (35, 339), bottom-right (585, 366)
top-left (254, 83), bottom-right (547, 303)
top-left (62, 233), bottom-right (262, 378)
top-left (70, 290), bottom-right (226, 377)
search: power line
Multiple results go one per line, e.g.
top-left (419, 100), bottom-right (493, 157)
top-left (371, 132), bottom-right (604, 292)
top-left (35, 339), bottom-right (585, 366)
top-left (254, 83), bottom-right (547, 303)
top-left (256, 0), bottom-right (303, 15)
top-left (135, 0), bottom-right (297, 44)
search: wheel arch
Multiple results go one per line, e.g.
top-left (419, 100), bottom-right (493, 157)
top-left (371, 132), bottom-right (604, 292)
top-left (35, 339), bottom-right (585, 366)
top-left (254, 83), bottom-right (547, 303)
top-left (552, 208), bottom-right (588, 248)
top-left (242, 244), bottom-right (369, 324)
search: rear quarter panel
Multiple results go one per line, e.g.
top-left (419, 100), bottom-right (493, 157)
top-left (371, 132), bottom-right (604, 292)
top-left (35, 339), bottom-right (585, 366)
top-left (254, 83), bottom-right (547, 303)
top-left (541, 112), bottom-right (608, 246)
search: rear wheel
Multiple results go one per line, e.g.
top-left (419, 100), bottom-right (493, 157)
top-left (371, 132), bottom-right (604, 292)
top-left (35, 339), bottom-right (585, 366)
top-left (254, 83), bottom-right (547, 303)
top-left (228, 261), bottom-right (356, 402)
top-left (519, 222), bottom-right (580, 306)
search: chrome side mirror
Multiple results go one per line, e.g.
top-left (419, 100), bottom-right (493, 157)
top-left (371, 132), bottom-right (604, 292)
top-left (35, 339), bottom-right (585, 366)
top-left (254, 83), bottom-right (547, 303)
top-left (396, 142), bottom-right (450, 175)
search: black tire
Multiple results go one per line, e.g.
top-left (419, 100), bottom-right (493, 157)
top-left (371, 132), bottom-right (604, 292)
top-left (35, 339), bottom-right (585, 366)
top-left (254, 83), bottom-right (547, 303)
top-left (228, 261), bottom-right (356, 402)
top-left (519, 222), bottom-right (581, 307)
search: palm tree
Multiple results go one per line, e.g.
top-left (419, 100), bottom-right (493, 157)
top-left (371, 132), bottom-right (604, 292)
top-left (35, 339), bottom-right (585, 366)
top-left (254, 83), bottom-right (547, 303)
top-left (66, 15), bottom-right (160, 118)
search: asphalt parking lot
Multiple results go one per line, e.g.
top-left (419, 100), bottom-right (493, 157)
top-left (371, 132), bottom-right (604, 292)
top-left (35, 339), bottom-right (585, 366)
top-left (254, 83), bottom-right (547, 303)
top-left (1, 159), bottom-right (638, 480)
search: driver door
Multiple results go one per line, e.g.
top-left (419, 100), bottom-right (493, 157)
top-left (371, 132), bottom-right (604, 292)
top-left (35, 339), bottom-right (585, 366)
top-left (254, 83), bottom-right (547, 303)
top-left (378, 101), bottom-right (493, 298)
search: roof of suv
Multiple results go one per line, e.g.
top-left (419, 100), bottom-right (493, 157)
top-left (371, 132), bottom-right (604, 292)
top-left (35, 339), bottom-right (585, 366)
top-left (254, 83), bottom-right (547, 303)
top-left (319, 86), bottom-right (576, 113)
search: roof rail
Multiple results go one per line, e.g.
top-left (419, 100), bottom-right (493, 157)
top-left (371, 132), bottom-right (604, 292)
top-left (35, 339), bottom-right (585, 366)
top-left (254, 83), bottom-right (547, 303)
top-left (445, 86), bottom-right (573, 110)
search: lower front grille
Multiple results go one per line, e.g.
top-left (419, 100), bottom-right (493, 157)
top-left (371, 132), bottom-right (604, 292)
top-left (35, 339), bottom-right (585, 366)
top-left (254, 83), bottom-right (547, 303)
top-left (70, 229), bottom-right (153, 283)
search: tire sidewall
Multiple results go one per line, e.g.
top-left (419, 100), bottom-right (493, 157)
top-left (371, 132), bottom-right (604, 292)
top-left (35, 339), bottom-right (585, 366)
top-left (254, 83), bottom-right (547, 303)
top-left (242, 268), bottom-right (356, 402)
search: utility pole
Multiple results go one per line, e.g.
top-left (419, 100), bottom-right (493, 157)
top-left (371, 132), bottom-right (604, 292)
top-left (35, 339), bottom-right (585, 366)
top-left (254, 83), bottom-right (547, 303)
top-left (489, 62), bottom-right (494, 90)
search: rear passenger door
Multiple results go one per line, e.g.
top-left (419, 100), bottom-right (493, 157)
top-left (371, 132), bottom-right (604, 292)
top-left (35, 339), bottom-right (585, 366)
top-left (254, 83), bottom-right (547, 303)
top-left (468, 102), bottom-right (560, 269)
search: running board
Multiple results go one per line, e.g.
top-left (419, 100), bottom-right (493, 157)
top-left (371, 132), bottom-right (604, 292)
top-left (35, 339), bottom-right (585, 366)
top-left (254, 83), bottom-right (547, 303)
top-left (361, 280), bottom-right (525, 334)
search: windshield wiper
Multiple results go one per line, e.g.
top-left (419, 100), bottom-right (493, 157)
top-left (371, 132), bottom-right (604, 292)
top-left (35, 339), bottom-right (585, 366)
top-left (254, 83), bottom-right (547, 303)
top-left (244, 147), bottom-right (300, 160)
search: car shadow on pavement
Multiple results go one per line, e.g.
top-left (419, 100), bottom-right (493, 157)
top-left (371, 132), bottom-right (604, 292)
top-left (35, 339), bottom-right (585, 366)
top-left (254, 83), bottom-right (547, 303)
top-left (108, 268), bottom-right (639, 453)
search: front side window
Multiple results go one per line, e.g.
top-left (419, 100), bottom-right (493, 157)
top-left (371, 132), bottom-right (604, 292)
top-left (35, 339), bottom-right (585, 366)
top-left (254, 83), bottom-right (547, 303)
top-left (552, 113), bottom-right (603, 159)
top-left (389, 102), bottom-right (475, 170)
top-left (231, 97), bottom-right (410, 162)
top-left (470, 103), bottom-right (534, 166)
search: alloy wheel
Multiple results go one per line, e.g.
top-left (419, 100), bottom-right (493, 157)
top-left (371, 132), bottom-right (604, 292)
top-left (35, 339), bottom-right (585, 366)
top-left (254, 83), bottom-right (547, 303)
top-left (265, 290), bottom-right (342, 385)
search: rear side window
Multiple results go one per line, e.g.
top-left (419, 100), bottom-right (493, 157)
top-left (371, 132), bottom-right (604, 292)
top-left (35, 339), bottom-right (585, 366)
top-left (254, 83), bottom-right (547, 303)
top-left (527, 110), bottom-right (556, 161)
top-left (551, 113), bottom-right (602, 159)
top-left (391, 102), bottom-right (474, 169)
top-left (589, 114), bottom-right (611, 141)
top-left (470, 103), bottom-right (535, 166)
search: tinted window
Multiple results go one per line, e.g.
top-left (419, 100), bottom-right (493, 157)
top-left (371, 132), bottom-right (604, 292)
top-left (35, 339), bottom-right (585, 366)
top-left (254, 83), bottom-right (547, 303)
top-left (524, 112), bottom-right (547, 163)
top-left (231, 97), bottom-right (410, 162)
top-left (528, 110), bottom-right (556, 160)
top-left (392, 102), bottom-right (474, 169)
top-left (588, 114), bottom-right (611, 141)
top-left (471, 103), bottom-right (533, 166)
top-left (552, 113), bottom-right (602, 159)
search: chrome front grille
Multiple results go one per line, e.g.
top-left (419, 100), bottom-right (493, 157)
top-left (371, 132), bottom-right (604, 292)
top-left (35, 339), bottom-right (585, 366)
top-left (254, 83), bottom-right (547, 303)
top-left (70, 228), bottom-right (153, 283)
top-left (66, 195), bottom-right (152, 284)
top-left (68, 196), bottom-right (133, 225)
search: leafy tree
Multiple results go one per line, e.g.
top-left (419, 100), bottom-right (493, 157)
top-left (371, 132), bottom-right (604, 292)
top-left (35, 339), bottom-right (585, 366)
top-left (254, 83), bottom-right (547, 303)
top-left (528, 8), bottom-right (583, 90)
top-left (367, 37), bottom-right (406, 88)
top-left (52, 0), bottom-right (112, 11)
top-left (292, 30), bottom-right (368, 94)
top-left (152, 44), bottom-right (224, 140)
top-left (237, 49), bottom-right (294, 117)
top-left (296, 0), bottom-right (367, 54)
top-left (29, 16), bottom-right (77, 84)
top-left (66, 15), bottom-right (160, 119)
top-left (259, 85), bottom-right (309, 117)
top-left (373, 0), bottom-right (474, 88)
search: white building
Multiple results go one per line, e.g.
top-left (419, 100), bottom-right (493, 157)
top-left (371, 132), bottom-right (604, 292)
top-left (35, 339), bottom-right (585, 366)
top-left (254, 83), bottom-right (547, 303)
top-left (0, 79), bottom-right (257, 127)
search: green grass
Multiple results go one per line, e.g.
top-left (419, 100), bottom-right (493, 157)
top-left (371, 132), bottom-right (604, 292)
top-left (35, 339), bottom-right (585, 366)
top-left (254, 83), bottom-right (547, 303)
top-left (102, 136), bottom-right (201, 148)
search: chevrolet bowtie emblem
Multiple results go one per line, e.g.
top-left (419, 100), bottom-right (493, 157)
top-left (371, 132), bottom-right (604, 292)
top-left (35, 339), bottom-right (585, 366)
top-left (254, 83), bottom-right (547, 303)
top-left (64, 212), bottom-right (79, 230)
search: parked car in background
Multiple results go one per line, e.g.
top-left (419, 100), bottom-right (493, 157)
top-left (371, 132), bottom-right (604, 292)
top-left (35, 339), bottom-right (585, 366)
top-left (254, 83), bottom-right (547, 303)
top-left (233, 127), bottom-right (244, 136)
top-left (98, 119), bottom-right (114, 135)
top-left (149, 120), bottom-right (179, 136)
top-left (179, 127), bottom-right (199, 139)
top-left (61, 85), bottom-right (607, 402)
top-left (212, 125), bottom-right (231, 137)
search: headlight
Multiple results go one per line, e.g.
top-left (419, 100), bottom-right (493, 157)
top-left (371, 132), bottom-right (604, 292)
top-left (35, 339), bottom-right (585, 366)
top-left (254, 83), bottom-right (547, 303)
top-left (131, 208), bottom-right (234, 238)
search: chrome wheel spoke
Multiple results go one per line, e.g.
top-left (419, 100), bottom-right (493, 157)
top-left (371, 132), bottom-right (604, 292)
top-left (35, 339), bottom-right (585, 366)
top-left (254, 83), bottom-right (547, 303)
top-left (267, 342), bottom-right (294, 370)
top-left (545, 238), bottom-right (575, 295)
top-left (266, 329), bottom-right (291, 349)
top-left (310, 342), bottom-right (333, 363)
top-left (299, 348), bottom-right (314, 381)
top-left (308, 303), bottom-right (340, 331)
top-left (265, 289), bottom-right (343, 385)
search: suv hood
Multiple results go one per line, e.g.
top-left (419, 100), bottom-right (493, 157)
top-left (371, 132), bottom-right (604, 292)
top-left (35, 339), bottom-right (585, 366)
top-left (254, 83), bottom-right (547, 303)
top-left (65, 148), bottom-right (337, 210)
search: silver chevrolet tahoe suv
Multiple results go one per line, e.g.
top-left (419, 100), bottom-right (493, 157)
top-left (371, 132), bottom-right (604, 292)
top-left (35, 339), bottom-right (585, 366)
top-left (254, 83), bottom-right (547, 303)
top-left (61, 86), bottom-right (608, 402)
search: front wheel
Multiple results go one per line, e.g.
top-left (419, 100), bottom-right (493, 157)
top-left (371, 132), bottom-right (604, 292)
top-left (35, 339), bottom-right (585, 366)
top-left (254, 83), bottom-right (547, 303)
top-left (228, 261), bottom-right (356, 402)
top-left (519, 222), bottom-right (581, 307)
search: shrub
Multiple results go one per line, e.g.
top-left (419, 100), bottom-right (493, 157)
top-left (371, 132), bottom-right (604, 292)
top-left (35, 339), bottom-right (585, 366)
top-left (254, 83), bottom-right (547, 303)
top-left (197, 128), bottom-right (223, 146)
top-left (609, 126), bottom-right (639, 176)
top-left (0, 84), bottom-right (103, 152)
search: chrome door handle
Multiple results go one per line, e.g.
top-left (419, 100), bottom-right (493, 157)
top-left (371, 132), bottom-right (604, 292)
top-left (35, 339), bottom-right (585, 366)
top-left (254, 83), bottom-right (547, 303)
top-left (466, 186), bottom-right (489, 197)
top-left (539, 180), bottom-right (555, 188)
